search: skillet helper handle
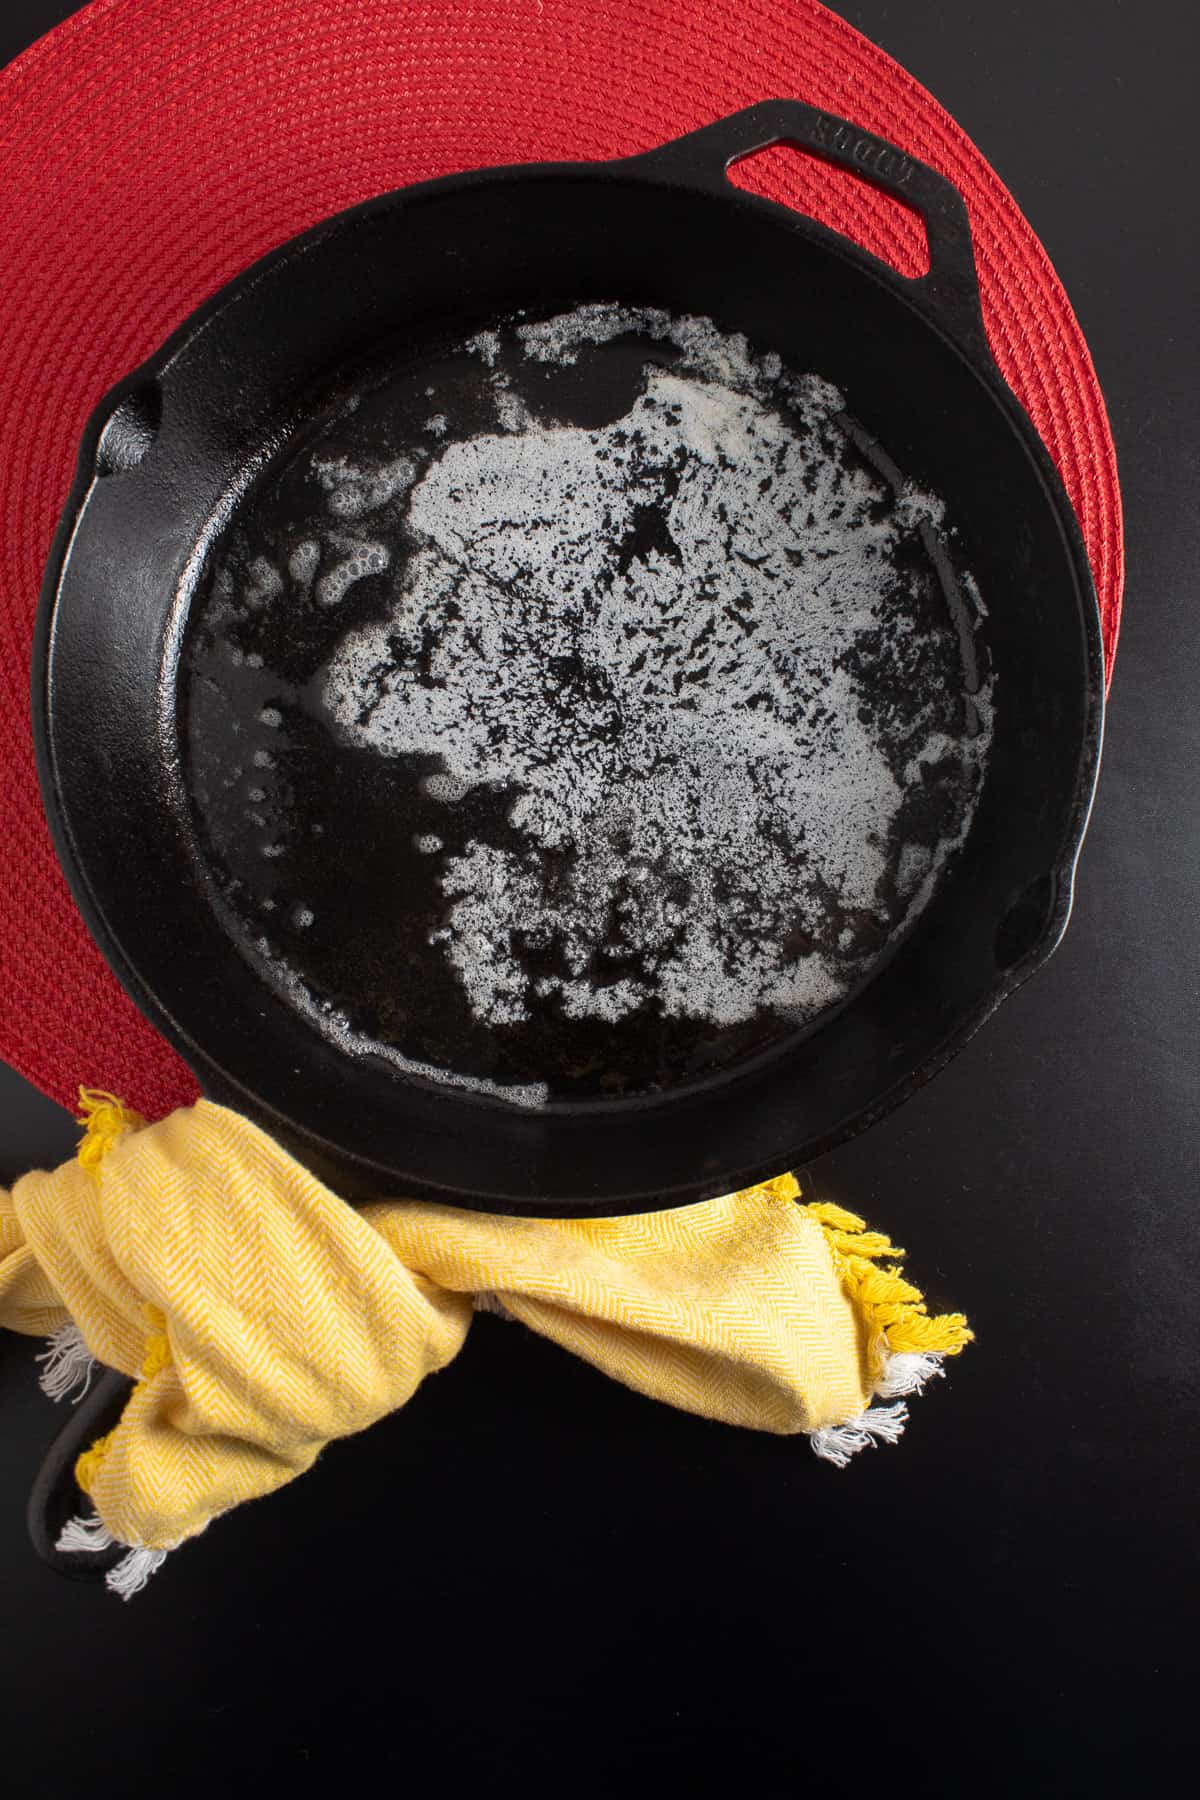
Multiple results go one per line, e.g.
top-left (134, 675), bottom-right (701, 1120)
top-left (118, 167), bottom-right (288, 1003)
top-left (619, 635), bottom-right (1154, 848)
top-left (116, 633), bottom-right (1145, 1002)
top-left (27, 1366), bottom-right (134, 1580)
top-left (632, 99), bottom-right (990, 364)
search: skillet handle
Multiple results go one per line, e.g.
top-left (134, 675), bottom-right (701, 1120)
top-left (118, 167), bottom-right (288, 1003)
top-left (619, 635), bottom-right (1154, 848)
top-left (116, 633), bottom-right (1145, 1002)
top-left (628, 100), bottom-right (990, 364)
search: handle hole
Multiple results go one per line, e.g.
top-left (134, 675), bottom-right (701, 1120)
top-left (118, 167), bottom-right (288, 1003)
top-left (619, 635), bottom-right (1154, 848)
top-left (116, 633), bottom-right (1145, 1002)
top-left (95, 383), bottom-right (161, 477)
top-left (725, 142), bottom-right (931, 280)
top-left (995, 874), bottom-right (1056, 972)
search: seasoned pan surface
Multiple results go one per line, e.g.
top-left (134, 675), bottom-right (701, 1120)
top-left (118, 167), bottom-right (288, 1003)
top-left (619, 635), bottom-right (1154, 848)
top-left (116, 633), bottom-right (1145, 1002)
top-left (35, 102), bottom-right (1103, 1211)
top-left (184, 302), bottom-right (991, 1108)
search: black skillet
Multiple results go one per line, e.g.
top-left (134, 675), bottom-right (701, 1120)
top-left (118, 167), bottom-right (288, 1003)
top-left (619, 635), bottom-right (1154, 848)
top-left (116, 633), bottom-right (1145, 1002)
top-left (33, 99), bottom-right (1105, 1219)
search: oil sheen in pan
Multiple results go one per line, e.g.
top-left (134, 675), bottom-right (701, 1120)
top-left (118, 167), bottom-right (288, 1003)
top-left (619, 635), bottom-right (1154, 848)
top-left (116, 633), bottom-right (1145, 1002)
top-left (180, 302), bottom-right (993, 1108)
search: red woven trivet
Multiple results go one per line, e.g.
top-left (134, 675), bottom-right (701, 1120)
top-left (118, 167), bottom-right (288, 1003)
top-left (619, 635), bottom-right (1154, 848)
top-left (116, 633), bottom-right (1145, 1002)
top-left (0, 0), bottom-right (1122, 1119)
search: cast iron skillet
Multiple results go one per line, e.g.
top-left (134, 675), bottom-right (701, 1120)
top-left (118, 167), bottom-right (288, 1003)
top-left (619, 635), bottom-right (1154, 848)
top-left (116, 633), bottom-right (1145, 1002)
top-left (33, 99), bottom-right (1105, 1218)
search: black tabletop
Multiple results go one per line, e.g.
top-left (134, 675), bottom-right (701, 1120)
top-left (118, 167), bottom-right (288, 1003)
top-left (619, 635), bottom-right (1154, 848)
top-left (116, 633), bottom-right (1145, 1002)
top-left (2, 3), bottom-right (1196, 1794)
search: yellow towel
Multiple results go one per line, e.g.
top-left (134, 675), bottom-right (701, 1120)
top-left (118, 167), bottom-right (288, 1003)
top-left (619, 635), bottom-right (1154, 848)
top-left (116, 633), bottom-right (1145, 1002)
top-left (1, 1089), bottom-right (971, 1595)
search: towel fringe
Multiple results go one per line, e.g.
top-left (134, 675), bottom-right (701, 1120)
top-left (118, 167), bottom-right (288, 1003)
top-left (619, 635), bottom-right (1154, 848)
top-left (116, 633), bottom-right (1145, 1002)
top-left (802, 1199), bottom-right (974, 1378)
top-left (56, 1510), bottom-right (115, 1553)
top-left (810, 1401), bottom-right (909, 1467)
top-left (799, 1195), bottom-right (972, 1463)
top-left (872, 1348), bottom-right (947, 1399)
top-left (75, 1087), bottom-right (144, 1173)
top-left (36, 1319), bottom-right (97, 1403)
top-left (56, 1510), bottom-right (170, 1600)
top-left (106, 1544), bottom-right (170, 1599)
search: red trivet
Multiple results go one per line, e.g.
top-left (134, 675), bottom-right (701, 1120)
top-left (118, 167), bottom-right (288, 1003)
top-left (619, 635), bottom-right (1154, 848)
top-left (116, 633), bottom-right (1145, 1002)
top-left (0, 0), bottom-right (1122, 1119)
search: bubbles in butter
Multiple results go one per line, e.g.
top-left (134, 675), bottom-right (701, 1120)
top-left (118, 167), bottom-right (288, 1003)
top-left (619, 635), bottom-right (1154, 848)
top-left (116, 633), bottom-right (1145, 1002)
top-left (316, 303), bottom-right (992, 1034)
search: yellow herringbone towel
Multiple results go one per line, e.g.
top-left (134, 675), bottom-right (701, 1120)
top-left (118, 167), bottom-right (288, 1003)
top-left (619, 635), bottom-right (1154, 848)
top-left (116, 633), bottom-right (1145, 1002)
top-left (1, 1091), bottom-right (971, 1595)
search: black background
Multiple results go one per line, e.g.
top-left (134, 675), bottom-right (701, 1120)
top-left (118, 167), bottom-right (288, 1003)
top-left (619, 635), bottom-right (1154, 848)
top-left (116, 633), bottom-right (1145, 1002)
top-left (1, 3), bottom-right (1196, 1794)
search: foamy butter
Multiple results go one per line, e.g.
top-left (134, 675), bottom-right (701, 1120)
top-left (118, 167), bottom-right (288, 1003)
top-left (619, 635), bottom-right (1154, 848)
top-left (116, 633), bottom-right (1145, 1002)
top-left (313, 304), bottom-right (993, 1038)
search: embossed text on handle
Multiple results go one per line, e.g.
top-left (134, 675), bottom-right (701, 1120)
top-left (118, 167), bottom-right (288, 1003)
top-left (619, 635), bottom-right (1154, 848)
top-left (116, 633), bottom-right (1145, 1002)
top-left (811, 114), bottom-right (915, 187)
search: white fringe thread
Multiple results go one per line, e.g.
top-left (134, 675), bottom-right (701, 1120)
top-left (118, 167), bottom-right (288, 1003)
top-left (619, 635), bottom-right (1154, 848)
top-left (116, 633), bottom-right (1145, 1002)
top-left (36, 1320), bottom-right (97, 1403)
top-left (810, 1401), bottom-right (908, 1467)
top-left (56, 1511), bottom-right (170, 1600)
top-left (809, 1346), bottom-right (950, 1467)
top-left (871, 1348), bottom-right (947, 1400)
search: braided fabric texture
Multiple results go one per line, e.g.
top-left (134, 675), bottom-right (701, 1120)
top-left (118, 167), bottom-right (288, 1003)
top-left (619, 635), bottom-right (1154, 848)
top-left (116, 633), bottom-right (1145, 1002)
top-left (0, 0), bottom-right (1122, 1118)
